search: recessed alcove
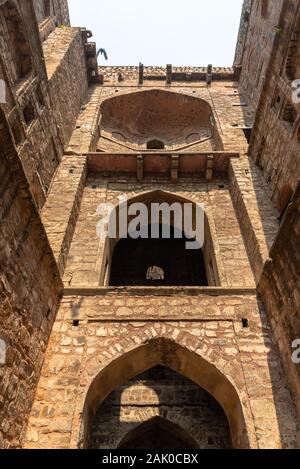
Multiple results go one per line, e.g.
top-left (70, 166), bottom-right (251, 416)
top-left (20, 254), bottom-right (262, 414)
top-left (98, 89), bottom-right (221, 151)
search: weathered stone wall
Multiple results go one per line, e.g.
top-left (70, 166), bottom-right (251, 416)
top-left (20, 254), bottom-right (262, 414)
top-left (62, 178), bottom-right (254, 289)
top-left (258, 182), bottom-right (300, 421)
top-left (0, 108), bottom-right (63, 448)
top-left (235, 1), bottom-right (300, 429)
top-left (91, 366), bottom-right (231, 449)
top-left (42, 27), bottom-right (89, 149)
top-left (41, 155), bottom-right (87, 276)
top-left (237, 0), bottom-right (284, 110)
top-left (248, 0), bottom-right (300, 211)
top-left (0, 2), bottom-right (90, 208)
top-left (0, 1), bottom-right (91, 449)
top-left (24, 289), bottom-right (298, 449)
top-left (234, 0), bottom-right (253, 71)
top-left (33, 0), bottom-right (70, 26)
top-left (1, 0), bottom-right (299, 450)
top-left (63, 79), bottom-right (279, 283)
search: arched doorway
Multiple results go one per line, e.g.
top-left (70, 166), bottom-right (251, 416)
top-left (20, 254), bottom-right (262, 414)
top-left (90, 365), bottom-right (231, 449)
top-left (109, 224), bottom-right (208, 286)
top-left (79, 339), bottom-right (250, 449)
top-left (101, 190), bottom-right (220, 287)
top-left (118, 417), bottom-right (199, 450)
top-left (147, 139), bottom-right (165, 150)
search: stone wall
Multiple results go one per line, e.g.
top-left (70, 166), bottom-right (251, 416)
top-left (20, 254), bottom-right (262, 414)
top-left (33, 0), bottom-right (70, 26)
top-left (236, 1), bottom-right (300, 428)
top-left (237, 0), bottom-right (284, 110)
top-left (1, 0), bottom-right (299, 451)
top-left (24, 289), bottom-right (298, 449)
top-left (91, 366), bottom-right (231, 449)
top-left (0, 108), bottom-right (63, 448)
top-left (248, 0), bottom-right (300, 211)
top-left (0, 2), bottom-right (90, 209)
top-left (43, 27), bottom-right (89, 149)
top-left (258, 182), bottom-right (300, 421)
top-left (62, 79), bottom-right (279, 283)
top-left (62, 178), bottom-right (254, 289)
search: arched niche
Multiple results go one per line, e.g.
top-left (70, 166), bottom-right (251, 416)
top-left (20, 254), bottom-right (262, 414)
top-left (79, 338), bottom-right (250, 449)
top-left (98, 89), bottom-right (223, 151)
top-left (1, 1), bottom-right (33, 85)
top-left (118, 417), bottom-right (199, 450)
top-left (90, 365), bottom-right (232, 449)
top-left (100, 190), bottom-right (220, 287)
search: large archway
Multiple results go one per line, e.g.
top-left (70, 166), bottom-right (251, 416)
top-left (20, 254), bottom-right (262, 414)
top-left (79, 339), bottom-right (250, 449)
top-left (101, 190), bottom-right (220, 287)
top-left (90, 365), bottom-right (231, 449)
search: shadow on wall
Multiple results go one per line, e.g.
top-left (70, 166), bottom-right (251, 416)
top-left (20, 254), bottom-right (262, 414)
top-left (78, 338), bottom-right (250, 449)
top-left (90, 365), bottom-right (232, 449)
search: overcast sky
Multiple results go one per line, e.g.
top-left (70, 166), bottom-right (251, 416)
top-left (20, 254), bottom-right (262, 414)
top-left (68, 0), bottom-right (244, 66)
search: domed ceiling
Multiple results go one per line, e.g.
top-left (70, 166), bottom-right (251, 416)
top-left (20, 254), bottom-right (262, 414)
top-left (99, 90), bottom-right (215, 150)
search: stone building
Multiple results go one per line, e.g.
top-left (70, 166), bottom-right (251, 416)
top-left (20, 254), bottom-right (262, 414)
top-left (0, 0), bottom-right (299, 449)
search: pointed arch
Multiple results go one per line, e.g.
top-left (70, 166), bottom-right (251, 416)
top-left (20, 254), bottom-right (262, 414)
top-left (79, 338), bottom-right (250, 449)
top-left (117, 417), bottom-right (199, 449)
top-left (100, 189), bottom-right (221, 287)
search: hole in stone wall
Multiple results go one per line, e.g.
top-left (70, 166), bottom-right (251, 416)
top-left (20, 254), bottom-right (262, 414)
top-left (244, 11), bottom-right (250, 22)
top-left (73, 320), bottom-right (80, 327)
top-left (23, 103), bottom-right (36, 126)
top-left (255, 137), bottom-right (266, 168)
top-left (271, 89), bottom-right (282, 113)
top-left (100, 90), bottom-right (218, 150)
top-left (146, 139), bottom-right (165, 150)
top-left (242, 318), bottom-right (249, 328)
top-left (282, 102), bottom-right (297, 131)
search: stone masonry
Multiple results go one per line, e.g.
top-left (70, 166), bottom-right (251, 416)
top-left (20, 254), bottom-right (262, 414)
top-left (0, 0), bottom-right (300, 449)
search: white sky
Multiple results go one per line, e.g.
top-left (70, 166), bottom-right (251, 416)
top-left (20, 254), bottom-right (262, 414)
top-left (68, 0), bottom-right (244, 66)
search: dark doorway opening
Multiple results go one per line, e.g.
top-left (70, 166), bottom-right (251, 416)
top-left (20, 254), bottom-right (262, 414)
top-left (90, 365), bottom-right (232, 449)
top-left (109, 224), bottom-right (208, 286)
top-left (118, 417), bottom-right (198, 449)
top-left (147, 139), bottom-right (165, 150)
